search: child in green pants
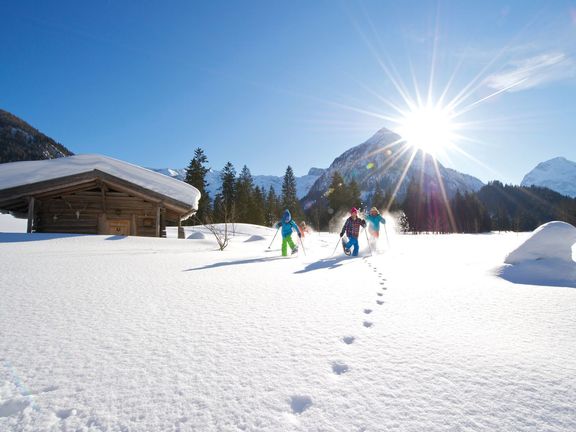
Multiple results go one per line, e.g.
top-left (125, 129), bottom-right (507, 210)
top-left (275, 209), bottom-right (302, 256)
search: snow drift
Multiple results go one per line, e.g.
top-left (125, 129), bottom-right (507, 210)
top-left (499, 221), bottom-right (576, 287)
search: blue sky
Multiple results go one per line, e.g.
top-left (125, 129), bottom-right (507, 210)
top-left (2, 0), bottom-right (576, 184)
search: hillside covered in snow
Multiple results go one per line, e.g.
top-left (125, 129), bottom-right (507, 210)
top-left (521, 157), bottom-right (576, 198)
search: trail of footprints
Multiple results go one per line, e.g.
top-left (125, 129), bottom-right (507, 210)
top-left (332, 257), bottom-right (389, 375)
top-left (288, 257), bottom-right (389, 416)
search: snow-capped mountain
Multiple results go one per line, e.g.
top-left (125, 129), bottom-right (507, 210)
top-left (149, 167), bottom-right (325, 199)
top-left (521, 157), bottom-right (576, 198)
top-left (305, 127), bottom-right (484, 201)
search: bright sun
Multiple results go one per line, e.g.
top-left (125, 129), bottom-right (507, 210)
top-left (397, 106), bottom-right (456, 155)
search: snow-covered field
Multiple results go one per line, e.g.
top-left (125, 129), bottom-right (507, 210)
top-left (1, 221), bottom-right (575, 431)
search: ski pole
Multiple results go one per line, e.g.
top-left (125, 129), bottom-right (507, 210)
top-left (331, 236), bottom-right (342, 257)
top-left (364, 227), bottom-right (373, 256)
top-left (268, 227), bottom-right (280, 249)
top-left (298, 235), bottom-right (306, 256)
top-left (384, 224), bottom-right (390, 248)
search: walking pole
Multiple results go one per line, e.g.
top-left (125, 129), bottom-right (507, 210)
top-left (267, 227), bottom-right (280, 249)
top-left (364, 227), bottom-right (373, 256)
top-left (331, 236), bottom-right (342, 257)
top-left (298, 236), bottom-right (307, 256)
top-left (384, 224), bottom-right (390, 248)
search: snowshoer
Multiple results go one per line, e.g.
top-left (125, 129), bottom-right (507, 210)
top-left (339, 207), bottom-right (366, 257)
top-left (299, 221), bottom-right (309, 238)
top-left (276, 209), bottom-right (302, 256)
top-left (365, 207), bottom-right (386, 239)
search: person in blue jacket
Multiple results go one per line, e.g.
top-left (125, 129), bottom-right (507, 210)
top-left (275, 209), bottom-right (302, 256)
top-left (365, 207), bottom-right (386, 240)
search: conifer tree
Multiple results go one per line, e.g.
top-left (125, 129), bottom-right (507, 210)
top-left (281, 166), bottom-right (302, 221)
top-left (184, 148), bottom-right (211, 222)
top-left (265, 186), bottom-right (281, 226)
top-left (235, 165), bottom-right (254, 223)
top-left (402, 178), bottom-right (424, 233)
top-left (349, 179), bottom-right (362, 210)
top-left (214, 162), bottom-right (236, 222)
top-left (327, 171), bottom-right (348, 215)
top-left (251, 186), bottom-right (267, 226)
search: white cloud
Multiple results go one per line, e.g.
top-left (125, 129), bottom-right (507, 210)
top-left (484, 52), bottom-right (576, 92)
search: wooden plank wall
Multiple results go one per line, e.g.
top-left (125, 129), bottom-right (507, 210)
top-left (35, 189), bottom-right (177, 237)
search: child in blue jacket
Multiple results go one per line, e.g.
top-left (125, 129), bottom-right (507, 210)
top-left (276, 209), bottom-right (302, 256)
top-left (365, 207), bottom-right (386, 239)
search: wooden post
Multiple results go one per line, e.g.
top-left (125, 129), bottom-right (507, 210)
top-left (155, 206), bottom-right (161, 237)
top-left (131, 214), bottom-right (137, 236)
top-left (160, 207), bottom-right (166, 238)
top-left (27, 196), bottom-right (35, 233)
top-left (98, 181), bottom-right (107, 235)
top-left (178, 217), bottom-right (184, 239)
top-left (100, 182), bottom-right (107, 212)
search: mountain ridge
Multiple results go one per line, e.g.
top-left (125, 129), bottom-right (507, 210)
top-left (521, 157), bottom-right (576, 198)
top-left (0, 109), bottom-right (74, 163)
top-left (304, 127), bottom-right (485, 203)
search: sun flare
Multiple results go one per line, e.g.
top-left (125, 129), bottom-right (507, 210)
top-left (396, 106), bottom-right (457, 155)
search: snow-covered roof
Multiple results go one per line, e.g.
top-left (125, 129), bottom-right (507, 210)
top-left (0, 154), bottom-right (200, 209)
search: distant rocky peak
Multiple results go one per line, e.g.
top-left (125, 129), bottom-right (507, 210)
top-left (521, 157), bottom-right (576, 198)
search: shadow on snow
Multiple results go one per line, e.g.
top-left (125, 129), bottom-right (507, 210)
top-left (184, 256), bottom-right (289, 271)
top-left (185, 254), bottom-right (355, 273)
top-left (496, 264), bottom-right (576, 289)
top-left (0, 232), bottom-right (85, 243)
top-left (293, 255), bottom-right (352, 274)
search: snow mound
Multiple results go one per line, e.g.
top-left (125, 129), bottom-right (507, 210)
top-left (187, 231), bottom-right (206, 239)
top-left (499, 221), bottom-right (576, 287)
top-left (245, 235), bottom-right (266, 242)
top-left (505, 221), bottom-right (576, 264)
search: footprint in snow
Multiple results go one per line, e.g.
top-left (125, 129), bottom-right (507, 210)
top-left (56, 409), bottom-right (76, 420)
top-left (331, 362), bottom-right (350, 375)
top-left (0, 398), bottom-right (30, 418)
top-left (376, 300), bottom-right (384, 305)
top-left (377, 292), bottom-right (383, 297)
top-left (363, 309), bottom-right (373, 314)
top-left (290, 395), bottom-right (313, 414)
top-left (342, 336), bottom-right (356, 345)
top-left (363, 321), bottom-right (374, 328)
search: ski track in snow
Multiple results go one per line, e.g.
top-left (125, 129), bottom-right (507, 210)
top-left (1, 226), bottom-right (575, 431)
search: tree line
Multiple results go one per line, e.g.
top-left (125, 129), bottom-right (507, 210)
top-left (184, 148), bottom-right (576, 233)
top-left (184, 148), bottom-right (304, 226)
top-left (401, 179), bottom-right (576, 234)
top-left (301, 173), bottom-right (576, 234)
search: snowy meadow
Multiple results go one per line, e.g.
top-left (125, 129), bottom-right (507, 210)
top-left (1, 216), bottom-right (575, 431)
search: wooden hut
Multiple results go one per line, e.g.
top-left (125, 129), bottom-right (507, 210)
top-left (0, 155), bottom-right (200, 237)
